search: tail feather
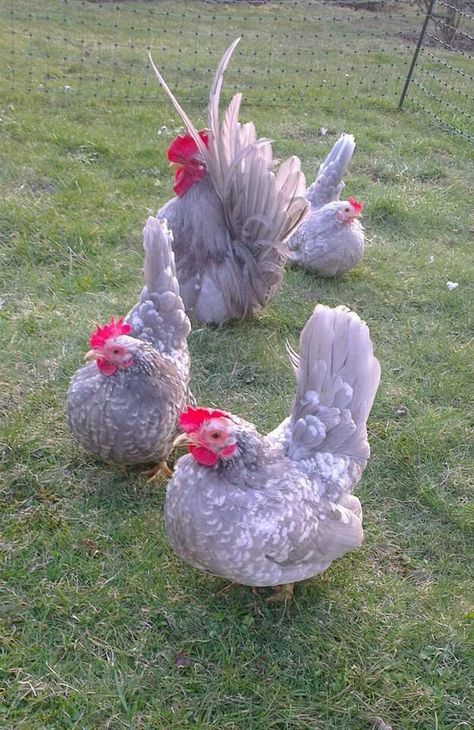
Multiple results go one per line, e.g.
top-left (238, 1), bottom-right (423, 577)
top-left (148, 52), bottom-right (210, 167)
top-left (288, 304), bottom-right (380, 466)
top-left (306, 133), bottom-right (355, 209)
top-left (208, 38), bottom-right (242, 182)
top-left (149, 38), bottom-right (309, 314)
top-left (126, 217), bottom-right (191, 355)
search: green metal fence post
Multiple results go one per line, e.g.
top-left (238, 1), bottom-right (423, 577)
top-left (399, 0), bottom-right (436, 109)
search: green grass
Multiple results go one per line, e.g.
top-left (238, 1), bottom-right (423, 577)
top-left (1, 1), bottom-right (473, 728)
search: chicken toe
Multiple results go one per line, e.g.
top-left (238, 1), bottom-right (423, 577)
top-left (142, 461), bottom-right (173, 483)
top-left (266, 583), bottom-right (295, 605)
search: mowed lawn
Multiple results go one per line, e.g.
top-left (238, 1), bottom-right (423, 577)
top-left (0, 1), bottom-right (473, 728)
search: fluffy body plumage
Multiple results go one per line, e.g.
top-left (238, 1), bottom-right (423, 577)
top-left (288, 134), bottom-right (365, 276)
top-left (67, 218), bottom-right (190, 465)
top-left (165, 304), bottom-right (380, 588)
top-left (151, 38), bottom-right (309, 323)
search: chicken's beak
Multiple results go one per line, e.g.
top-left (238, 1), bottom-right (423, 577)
top-left (172, 432), bottom-right (196, 449)
top-left (84, 349), bottom-right (98, 362)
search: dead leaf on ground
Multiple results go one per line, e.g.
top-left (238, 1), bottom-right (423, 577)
top-left (82, 538), bottom-right (100, 556)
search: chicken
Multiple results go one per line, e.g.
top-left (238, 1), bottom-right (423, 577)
top-left (150, 38), bottom-right (309, 324)
top-left (288, 134), bottom-right (364, 276)
top-left (67, 217), bottom-right (190, 477)
top-left (165, 304), bottom-right (380, 599)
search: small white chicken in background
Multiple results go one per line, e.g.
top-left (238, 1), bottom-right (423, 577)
top-left (288, 133), bottom-right (365, 277)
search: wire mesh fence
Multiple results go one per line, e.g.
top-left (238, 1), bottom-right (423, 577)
top-left (1, 0), bottom-right (472, 141)
top-left (400, 0), bottom-right (474, 141)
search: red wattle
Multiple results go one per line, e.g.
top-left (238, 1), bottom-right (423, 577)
top-left (189, 445), bottom-right (219, 466)
top-left (173, 163), bottom-right (205, 197)
top-left (96, 358), bottom-right (118, 376)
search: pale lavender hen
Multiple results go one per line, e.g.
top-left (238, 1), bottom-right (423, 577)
top-left (151, 38), bottom-right (309, 323)
top-left (288, 133), bottom-right (365, 276)
top-left (67, 218), bottom-right (190, 476)
top-left (165, 304), bottom-right (380, 599)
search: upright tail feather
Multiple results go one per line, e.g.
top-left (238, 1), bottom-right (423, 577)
top-left (148, 53), bottom-right (210, 168)
top-left (149, 38), bottom-right (307, 245)
top-left (148, 39), bottom-right (242, 198)
top-left (287, 304), bottom-right (380, 467)
top-left (306, 133), bottom-right (355, 209)
top-left (149, 39), bottom-right (308, 319)
top-left (126, 217), bottom-right (191, 356)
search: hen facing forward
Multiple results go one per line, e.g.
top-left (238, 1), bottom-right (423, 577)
top-left (67, 218), bottom-right (190, 476)
top-left (165, 304), bottom-right (380, 597)
top-left (288, 134), bottom-right (364, 276)
top-left (151, 38), bottom-right (309, 323)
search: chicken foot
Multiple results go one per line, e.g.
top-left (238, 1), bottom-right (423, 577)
top-left (142, 461), bottom-right (173, 483)
top-left (216, 583), bottom-right (259, 597)
top-left (266, 583), bottom-right (294, 605)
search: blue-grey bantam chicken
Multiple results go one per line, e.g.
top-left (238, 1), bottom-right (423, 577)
top-left (165, 304), bottom-right (380, 600)
top-left (150, 38), bottom-right (309, 324)
top-left (67, 217), bottom-right (190, 479)
top-left (288, 134), bottom-right (365, 276)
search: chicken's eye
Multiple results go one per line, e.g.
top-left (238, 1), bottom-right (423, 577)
top-left (111, 347), bottom-right (122, 355)
top-left (344, 207), bottom-right (350, 212)
top-left (210, 432), bottom-right (221, 440)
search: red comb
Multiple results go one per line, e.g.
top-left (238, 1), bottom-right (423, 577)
top-left (348, 196), bottom-right (363, 214)
top-left (89, 317), bottom-right (131, 349)
top-left (179, 406), bottom-right (230, 433)
top-left (167, 131), bottom-right (209, 164)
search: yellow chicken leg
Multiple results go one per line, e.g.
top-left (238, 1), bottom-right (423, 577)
top-left (266, 583), bottom-right (295, 605)
top-left (142, 461), bottom-right (173, 483)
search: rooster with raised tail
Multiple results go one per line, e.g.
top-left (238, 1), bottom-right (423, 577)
top-left (166, 304), bottom-right (380, 601)
top-left (150, 38), bottom-right (309, 324)
top-left (288, 133), bottom-right (365, 277)
top-left (67, 218), bottom-right (190, 479)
